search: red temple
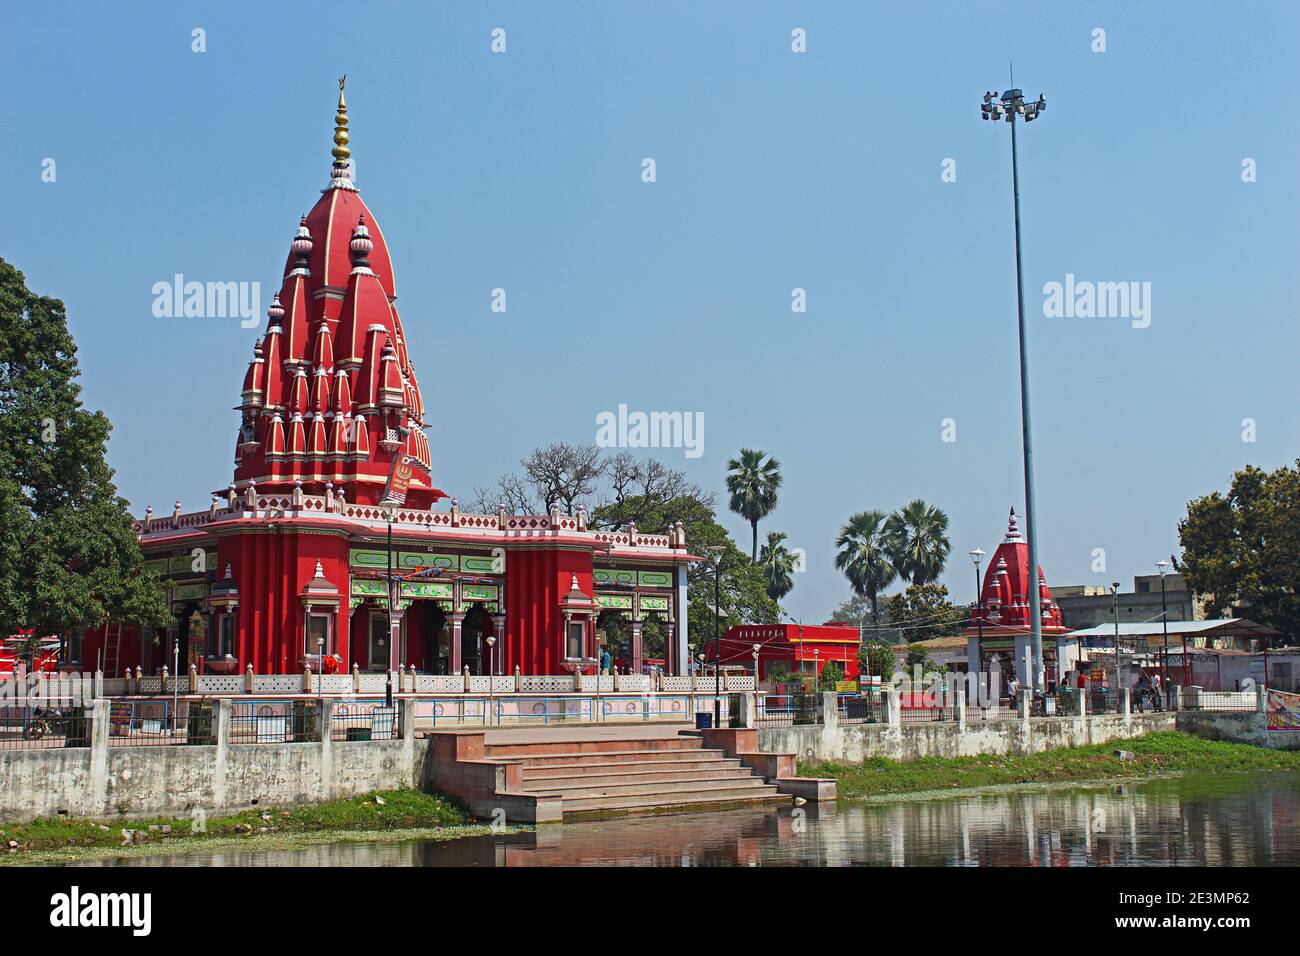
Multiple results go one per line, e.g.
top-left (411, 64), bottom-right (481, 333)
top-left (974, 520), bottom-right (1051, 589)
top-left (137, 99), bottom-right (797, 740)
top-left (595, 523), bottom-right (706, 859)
top-left (76, 81), bottom-right (695, 678)
top-left (965, 508), bottom-right (1072, 679)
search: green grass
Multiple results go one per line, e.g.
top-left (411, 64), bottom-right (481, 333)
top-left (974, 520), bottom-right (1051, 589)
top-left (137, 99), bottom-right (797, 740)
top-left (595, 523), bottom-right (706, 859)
top-left (0, 788), bottom-right (470, 855)
top-left (800, 731), bottom-right (1300, 799)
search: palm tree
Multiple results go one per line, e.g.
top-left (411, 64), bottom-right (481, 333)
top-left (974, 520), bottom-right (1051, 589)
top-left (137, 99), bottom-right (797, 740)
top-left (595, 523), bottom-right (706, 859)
top-left (758, 531), bottom-right (797, 602)
top-left (885, 499), bottom-right (952, 585)
top-left (834, 511), bottom-right (898, 625)
top-left (726, 448), bottom-right (783, 560)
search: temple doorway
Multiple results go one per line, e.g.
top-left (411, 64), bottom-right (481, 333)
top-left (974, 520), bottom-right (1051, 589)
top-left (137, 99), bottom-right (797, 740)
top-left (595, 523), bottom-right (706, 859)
top-left (366, 609), bottom-right (390, 672)
top-left (641, 614), bottom-right (667, 668)
top-left (462, 604), bottom-right (490, 675)
top-left (597, 610), bottom-right (630, 670)
top-left (171, 602), bottom-right (204, 674)
top-left (404, 602), bottom-right (448, 673)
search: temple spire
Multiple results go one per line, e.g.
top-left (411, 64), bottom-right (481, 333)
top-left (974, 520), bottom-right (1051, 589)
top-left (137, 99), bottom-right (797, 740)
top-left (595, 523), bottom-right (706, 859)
top-left (327, 76), bottom-right (357, 192)
top-left (333, 76), bottom-right (350, 164)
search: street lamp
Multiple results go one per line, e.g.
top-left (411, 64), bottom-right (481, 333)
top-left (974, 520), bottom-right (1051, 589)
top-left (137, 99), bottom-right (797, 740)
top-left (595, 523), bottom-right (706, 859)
top-left (1156, 560), bottom-right (1170, 703)
top-left (752, 643), bottom-right (761, 678)
top-left (705, 546), bottom-right (725, 726)
top-left (486, 635), bottom-right (496, 725)
top-left (981, 83), bottom-right (1048, 692)
top-left (784, 612), bottom-right (805, 680)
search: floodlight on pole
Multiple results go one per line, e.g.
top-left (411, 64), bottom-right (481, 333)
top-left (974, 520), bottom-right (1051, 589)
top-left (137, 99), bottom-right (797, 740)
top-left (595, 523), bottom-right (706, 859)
top-left (980, 78), bottom-right (1048, 692)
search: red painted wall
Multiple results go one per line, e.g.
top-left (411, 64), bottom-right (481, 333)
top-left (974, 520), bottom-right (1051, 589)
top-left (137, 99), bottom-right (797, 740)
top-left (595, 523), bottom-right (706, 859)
top-left (220, 528), bottom-right (349, 673)
top-left (503, 548), bottom-right (593, 675)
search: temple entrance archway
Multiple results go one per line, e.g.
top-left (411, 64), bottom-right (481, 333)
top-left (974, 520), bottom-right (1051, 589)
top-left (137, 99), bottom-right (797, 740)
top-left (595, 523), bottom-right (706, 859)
top-left (641, 614), bottom-right (667, 665)
top-left (597, 610), bottom-right (630, 670)
top-left (347, 601), bottom-right (392, 673)
top-left (403, 602), bottom-right (448, 673)
top-left (170, 601), bottom-right (204, 674)
top-left (462, 604), bottom-right (491, 675)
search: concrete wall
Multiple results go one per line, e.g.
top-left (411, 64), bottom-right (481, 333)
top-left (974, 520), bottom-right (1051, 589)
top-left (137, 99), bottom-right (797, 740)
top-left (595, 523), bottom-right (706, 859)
top-left (1056, 588), bottom-right (1196, 630)
top-left (759, 712), bottom-right (1176, 764)
top-left (1176, 711), bottom-right (1300, 751)
top-left (0, 699), bottom-right (422, 823)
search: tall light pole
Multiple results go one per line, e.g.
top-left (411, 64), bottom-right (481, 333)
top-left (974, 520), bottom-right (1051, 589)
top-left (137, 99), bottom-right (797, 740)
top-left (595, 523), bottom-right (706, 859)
top-left (970, 546), bottom-right (985, 659)
top-left (981, 83), bottom-right (1047, 691)
top-left (1156, 560), bottom-right (1170, 701)
top-left (1110, 581), bottom-right (1121, 707)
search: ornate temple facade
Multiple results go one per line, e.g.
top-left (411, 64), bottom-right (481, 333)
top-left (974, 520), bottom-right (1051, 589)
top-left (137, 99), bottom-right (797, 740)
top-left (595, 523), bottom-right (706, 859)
top-left (964, 508), bottom-right (1075, 681)
top-left (77, 83), bottom-right (694, 678)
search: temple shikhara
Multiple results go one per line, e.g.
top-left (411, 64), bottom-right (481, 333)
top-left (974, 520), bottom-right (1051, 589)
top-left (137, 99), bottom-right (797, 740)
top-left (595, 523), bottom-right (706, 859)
top-left (965, 508), bottom-right (1075, 681)
top-left (79, 81), bottom-right (694, 678)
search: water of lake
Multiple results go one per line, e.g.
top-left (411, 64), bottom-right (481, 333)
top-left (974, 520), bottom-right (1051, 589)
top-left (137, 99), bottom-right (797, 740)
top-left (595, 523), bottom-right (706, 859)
top-left (76, 771), bottom-right (1300, 867)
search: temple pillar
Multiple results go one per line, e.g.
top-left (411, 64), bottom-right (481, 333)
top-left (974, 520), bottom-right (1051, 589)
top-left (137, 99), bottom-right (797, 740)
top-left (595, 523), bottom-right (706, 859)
top-left (630, 619), bottom-right (644, 674)
top-left (448, 611), bottom-right (465, 674)
top-left (490, 614), bottom-right (505, 675)
top-left (388, 607), bottom-right (404, 674)
top-left (673, 565), bottom-right (689, 676)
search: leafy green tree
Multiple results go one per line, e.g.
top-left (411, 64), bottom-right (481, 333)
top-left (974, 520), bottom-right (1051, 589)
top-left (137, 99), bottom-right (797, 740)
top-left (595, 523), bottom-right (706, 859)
top-left (818, 660), bottom-right (845, 690)
top-left (858, 639), bottom-right (895, 681)
top-left (885, 499), bottom-right (952, 585)
top-left (828, 593), bottom-right (874, 625)
top-left (904, 643), bottom-right (943, 675)
top-left (0, 258), bottom-right (169, 643)
top-left (641, 616), bottom-right (666, 661)
top-left (883, 583), bottom-right (965, 644)
top-left (766, 665), bottom-right (797, 686)
top-left (834, 510), bottom-right (898, 625)
top-left (726, 448), bottom-right (782, 561)
top-left (758, 530), bottom-right (797, 602)
top-left (1177, 462), bottom-right (1300, 642)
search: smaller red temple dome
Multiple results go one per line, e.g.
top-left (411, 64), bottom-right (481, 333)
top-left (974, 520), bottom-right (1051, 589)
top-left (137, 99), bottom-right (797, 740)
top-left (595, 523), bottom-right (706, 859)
top-left (968, 508), bottom-right (1066, 634)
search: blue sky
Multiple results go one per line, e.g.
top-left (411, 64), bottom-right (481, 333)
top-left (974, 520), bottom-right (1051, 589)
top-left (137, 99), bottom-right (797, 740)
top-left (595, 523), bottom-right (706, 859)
top-left (2, 1), bottom-right (1297, 623)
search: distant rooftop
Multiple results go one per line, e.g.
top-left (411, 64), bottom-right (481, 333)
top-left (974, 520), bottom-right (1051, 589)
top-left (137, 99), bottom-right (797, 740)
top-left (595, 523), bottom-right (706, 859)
top-left (1067, 618), bottom-right (1280, 639)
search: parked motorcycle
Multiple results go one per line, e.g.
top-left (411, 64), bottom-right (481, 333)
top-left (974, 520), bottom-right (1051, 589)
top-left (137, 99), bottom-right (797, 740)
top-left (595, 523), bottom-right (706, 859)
top-left (22, 706), bottom-right (67, 740)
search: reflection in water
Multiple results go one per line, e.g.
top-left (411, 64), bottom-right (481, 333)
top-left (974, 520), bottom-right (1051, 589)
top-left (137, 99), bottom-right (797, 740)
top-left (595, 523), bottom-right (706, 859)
top-left (79, 772), bottom-right (1300, 867)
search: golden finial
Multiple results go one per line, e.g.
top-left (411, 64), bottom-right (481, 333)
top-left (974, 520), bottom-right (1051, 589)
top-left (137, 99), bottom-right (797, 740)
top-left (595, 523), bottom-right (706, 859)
top-left (332, 74), bottom-right (350, 163)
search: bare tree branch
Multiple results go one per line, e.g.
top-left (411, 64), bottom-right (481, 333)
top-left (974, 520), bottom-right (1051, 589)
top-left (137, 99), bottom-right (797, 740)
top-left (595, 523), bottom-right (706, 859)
top-left (519, 442), bottom-right (604, 513)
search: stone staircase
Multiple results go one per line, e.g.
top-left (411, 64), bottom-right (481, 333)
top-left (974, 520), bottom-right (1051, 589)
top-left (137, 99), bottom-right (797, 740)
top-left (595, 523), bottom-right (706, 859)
top-left (488, 734), bottom-right (787, 818)
top-left (427, 727), bottom-right (791, 821)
